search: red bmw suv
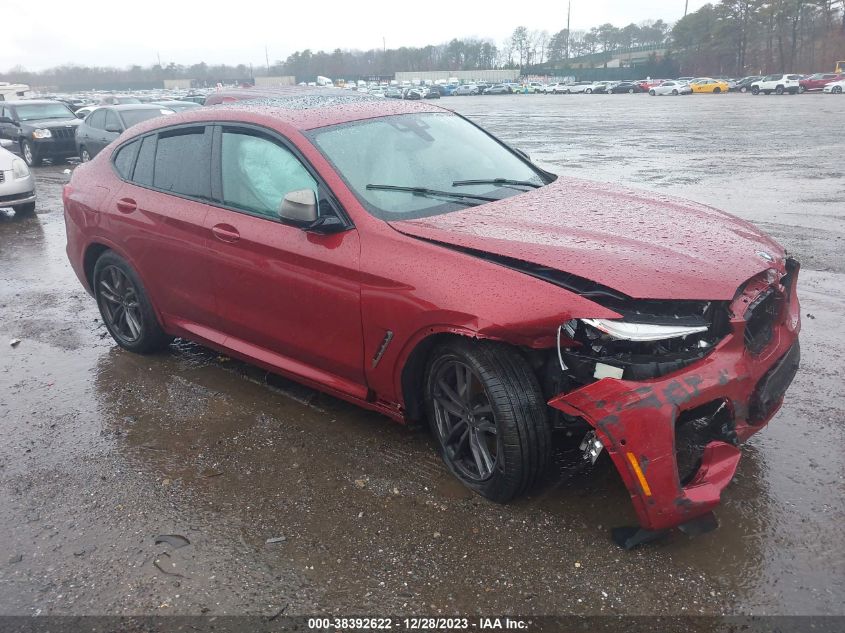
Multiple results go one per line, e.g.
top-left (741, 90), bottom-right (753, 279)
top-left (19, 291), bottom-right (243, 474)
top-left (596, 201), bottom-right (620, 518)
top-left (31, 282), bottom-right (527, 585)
top-left (64, 93), bottom-right (800, 547)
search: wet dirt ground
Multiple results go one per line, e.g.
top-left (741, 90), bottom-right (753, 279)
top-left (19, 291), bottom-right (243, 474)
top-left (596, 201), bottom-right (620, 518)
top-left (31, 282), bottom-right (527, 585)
top-left (0, 94), bottom-right (843, 618)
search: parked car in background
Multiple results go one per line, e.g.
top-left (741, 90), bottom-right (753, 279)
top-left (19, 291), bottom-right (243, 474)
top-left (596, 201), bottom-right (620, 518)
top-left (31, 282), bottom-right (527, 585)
top-left (483, 84), bottom-right (513, 95)
top-left (822, 78), bottom-right (845, 93)
top-left (63, 94), bottom-right (801, 546)
top-left (97, 95), bottom-right (142, 105)
top-left (649, 80), bottom-right (692, 96)
top-left (609, 81), bottom-right (645, 94)
top-left (0, 144), bottom-right (36, 215)
top-left (76, 104), bottom-right (175, 161)
top-left (589, 81), bottom-right (617, 94)
top-left (566, 81), bottom-right (594, 94)
top-left (731, 76), bottom-right (761, 92)
top-left (74, 105), bottom-right (99, 119)
top-left (541, 83), bottom-right (567, 94)
top-left (690, 78), bottom-right (730, 93)
top-left (799, 73), bottom-right (842, 92)
top-left (401, 87), bottom-right (425, 100)
top-left (0, 100), bottom-right (81, 166)
top-left (384, 87), bottom-right (403, 99)
top-left (423, 87), bottom-right (440, 99)
top-left (453, 84), bottom-right (480, 96)
top-left (751, 74), bottom-right (801, 95)
top-left (151, 100), bottom-right (202, 112)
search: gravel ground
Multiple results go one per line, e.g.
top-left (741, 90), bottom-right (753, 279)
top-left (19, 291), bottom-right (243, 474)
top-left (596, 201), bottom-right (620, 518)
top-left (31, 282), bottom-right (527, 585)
top-left (0, 92), bottom-right (843, 618)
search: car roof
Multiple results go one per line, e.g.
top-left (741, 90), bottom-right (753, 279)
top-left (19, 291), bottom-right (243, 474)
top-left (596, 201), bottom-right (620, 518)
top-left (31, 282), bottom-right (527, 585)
top-left (126, 91), bottom-right (444, 136)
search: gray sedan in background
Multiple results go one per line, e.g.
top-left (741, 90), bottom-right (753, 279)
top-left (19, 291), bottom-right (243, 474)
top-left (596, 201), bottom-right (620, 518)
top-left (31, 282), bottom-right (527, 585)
top-left (75, 104), bottom-right (174, 162)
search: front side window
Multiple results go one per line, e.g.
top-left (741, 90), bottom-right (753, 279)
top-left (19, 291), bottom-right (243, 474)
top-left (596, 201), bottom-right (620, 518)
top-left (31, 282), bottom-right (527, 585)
top-left (153, 127), bottom-right (211, 199)
top-left (220, 130), bottom-right (317, 219)
top-left (309, 112), bottom-right (547, 220)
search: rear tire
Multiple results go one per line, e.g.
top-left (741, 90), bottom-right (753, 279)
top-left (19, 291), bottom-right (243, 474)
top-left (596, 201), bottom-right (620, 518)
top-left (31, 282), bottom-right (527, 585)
top-left (13, 202), bottom-right (36, 216)
top-left (672, 89), bottom-right (678, 96)
top-left (713, 87), bottom-right (721, 93)
top-left (585, 88), bottom-right (592, 94)
top-left (752, 87), bottom-right (760, 95)
top-left (775, 86), bottom-right (784, 95)
top-left (740, 86), bottom-right (748, 93)
top-left (424, 339), bottom-right (551, 503)
top-left (93, 251), bottom-right (173, 354)
top-left (834, 86), bottom-right (843, 94)
top-left (649, 89), bottom-right (655, 96)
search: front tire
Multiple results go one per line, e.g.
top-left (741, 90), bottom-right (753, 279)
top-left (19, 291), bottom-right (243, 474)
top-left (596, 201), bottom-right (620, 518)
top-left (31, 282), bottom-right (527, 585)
top-left (93, 251), bottom-right (172, 354)
top-left (834, 86), bottom-right (843, 94)
top-left (752, 86), bottom-right (760, 95)
top-left (672, 89), bottom-right (679, 96)
top-left (713, 87), bottom-right (721, 93)
top-left (424, 339), bottom-right (551, 503)
top-left (20, 139), bottom-right (42, 167)
top-left (775, 86), bottom-right (784, 95)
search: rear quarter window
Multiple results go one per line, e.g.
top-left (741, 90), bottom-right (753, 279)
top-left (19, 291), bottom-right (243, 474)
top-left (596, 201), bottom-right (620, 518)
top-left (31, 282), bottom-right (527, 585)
top-left (113, 139), bottom-right (140, 179)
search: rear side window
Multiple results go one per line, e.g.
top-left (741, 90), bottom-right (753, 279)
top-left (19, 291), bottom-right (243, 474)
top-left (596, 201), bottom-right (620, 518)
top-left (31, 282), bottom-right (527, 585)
top-left (113, 139), bottom-right (140, 179)
top-left (105, 110), bottom-right (122, 131)
top-left (153, 127), bottom-right (211, 199)
top-left (132, 135), bottom-right (157, 187)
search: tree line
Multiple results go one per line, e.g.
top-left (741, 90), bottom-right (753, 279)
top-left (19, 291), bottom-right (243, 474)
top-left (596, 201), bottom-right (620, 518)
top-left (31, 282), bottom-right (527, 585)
top-left (2, 1), bottom-right (843, 87)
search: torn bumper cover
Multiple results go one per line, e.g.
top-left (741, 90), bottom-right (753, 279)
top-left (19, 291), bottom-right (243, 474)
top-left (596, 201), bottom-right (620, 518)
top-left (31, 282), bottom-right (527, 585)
top-left (548, 267), bottom-right (801, 533)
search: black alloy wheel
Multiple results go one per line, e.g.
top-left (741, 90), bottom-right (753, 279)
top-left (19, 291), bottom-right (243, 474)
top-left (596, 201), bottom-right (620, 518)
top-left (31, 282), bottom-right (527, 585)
top-left (424, 339), bottom-right (551, 503)
top-left (93, 251), bottom-right (172, 353)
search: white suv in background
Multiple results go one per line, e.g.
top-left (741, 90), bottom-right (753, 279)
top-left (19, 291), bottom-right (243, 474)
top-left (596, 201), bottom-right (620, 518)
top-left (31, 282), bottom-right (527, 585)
top-left (751, 74), bottom-right (801, 95)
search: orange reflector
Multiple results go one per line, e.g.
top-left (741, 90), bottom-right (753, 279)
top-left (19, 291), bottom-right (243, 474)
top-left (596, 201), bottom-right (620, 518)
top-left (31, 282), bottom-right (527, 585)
top-left (626, 452), bottom-right (652, 497)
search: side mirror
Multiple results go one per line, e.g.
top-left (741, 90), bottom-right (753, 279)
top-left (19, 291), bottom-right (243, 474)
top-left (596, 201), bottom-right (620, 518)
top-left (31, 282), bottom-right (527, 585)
top-left (105, 123), bottom-right (122, 133)
top-left (76, 112), bottom-right (86, 119)
top-left (279, 189), bottom-right (318, 225)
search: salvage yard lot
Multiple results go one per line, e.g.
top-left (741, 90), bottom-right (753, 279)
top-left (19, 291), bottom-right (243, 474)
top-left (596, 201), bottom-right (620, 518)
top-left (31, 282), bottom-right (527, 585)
top-left (0, 94), bottom-right (843, 616)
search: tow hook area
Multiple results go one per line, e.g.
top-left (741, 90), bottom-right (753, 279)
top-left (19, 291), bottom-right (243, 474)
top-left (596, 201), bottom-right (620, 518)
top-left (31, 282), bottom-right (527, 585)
top-left (612, 511), bottom-right (720, 549)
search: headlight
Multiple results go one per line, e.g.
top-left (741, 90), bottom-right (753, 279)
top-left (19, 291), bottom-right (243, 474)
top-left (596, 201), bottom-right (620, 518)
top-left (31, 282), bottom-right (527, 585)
top-left (32, 129), bottom-right (52, 139)
top-left (11, 158), bottom-right (30, 179)
top-left (580, 318), bottom-right (709, 342)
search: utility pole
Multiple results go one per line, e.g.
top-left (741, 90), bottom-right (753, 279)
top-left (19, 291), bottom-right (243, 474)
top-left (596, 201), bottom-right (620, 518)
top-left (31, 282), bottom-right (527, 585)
top-left (684, 0), bottom-right (689, 16)
top-left (265, 46), bottom-right (270, 74)
top-left (157, 52), bottom-right (161, 68)
top-left (566, 0), bottom-right (571, 59)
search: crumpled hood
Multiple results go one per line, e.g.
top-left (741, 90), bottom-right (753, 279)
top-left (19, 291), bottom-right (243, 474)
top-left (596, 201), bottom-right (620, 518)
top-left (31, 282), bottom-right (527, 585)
top-left (389, 176), bottom-right (784, 301)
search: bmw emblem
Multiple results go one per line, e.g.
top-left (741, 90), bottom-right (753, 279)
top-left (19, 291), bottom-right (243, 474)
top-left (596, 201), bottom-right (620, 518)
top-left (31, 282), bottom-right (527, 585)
top-left (756, 250), bottom-right (774, 262)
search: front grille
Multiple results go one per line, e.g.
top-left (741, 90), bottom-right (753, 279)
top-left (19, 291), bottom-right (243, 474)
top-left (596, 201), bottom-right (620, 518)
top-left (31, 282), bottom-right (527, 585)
top-left (744, 288), bottom-right (781, 354)
top-left (675, 400), bottom-right (736, 485)
top-left (0, 171), bottom-right (5, 183)
top-left (49, 127), bottom-right (76, 139)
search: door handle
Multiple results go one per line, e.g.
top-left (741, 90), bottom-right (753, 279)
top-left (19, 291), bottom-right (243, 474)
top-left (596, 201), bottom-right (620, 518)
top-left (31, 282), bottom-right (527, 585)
top-left (211, 223), bottom-right (240, 243)
top-left (116, 198), bottom-right (136, 213)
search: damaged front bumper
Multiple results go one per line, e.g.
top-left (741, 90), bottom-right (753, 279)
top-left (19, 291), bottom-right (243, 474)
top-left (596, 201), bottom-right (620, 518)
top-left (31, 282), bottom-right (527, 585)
top-left (548, 264), bottom-right (801, 540)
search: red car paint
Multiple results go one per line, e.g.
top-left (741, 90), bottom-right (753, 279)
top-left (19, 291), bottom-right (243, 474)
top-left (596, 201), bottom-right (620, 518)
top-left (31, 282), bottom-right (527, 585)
top-left (63, 97), bottom-right (800, 536)
top-left (799, 73), bottom-right (842, 91)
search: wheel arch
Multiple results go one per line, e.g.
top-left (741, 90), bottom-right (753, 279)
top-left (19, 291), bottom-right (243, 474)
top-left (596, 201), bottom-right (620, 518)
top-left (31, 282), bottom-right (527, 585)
top-left (83, 242), bottom-right (111, 290)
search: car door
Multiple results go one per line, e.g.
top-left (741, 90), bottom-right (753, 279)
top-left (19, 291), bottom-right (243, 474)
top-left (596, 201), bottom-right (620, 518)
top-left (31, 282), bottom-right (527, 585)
top-left (108, 126), bottom-right (220, 333)
top-left (203, 125), bottom-right (365, 391)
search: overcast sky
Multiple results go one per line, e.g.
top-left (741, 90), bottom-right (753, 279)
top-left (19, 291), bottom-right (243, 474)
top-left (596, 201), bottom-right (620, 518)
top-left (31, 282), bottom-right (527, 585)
top-left (3, 0), bottom-right (710, 72)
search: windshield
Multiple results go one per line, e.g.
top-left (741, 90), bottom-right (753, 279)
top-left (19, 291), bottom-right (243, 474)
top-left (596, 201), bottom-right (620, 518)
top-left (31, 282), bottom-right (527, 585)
top-left (309, 112), bottom-right (548, 220)
top-left (14, 103), bottom-right (75, 121)
top-left (118, 108), bottom-right (174, 128)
